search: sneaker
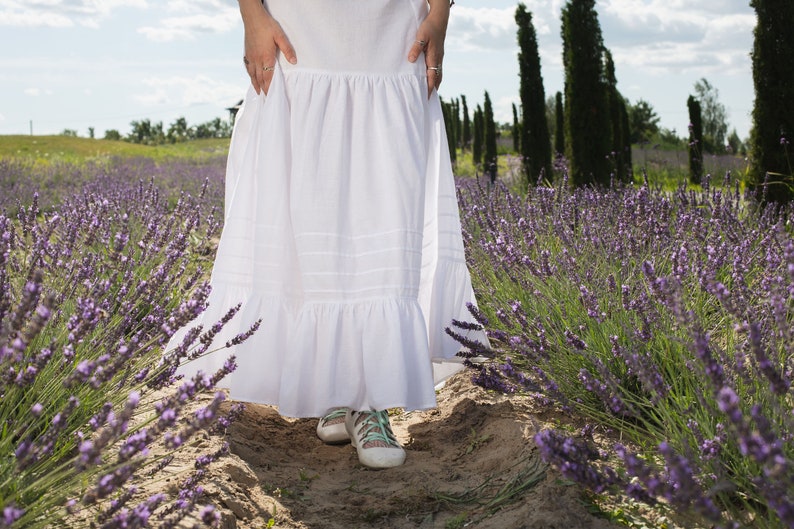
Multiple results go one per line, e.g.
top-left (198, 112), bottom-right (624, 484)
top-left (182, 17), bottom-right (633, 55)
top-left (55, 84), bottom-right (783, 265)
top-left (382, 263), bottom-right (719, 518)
top-left (345, 409), bottom-right (406, 469)
top-left (316, 407), bottom-right (351, 444)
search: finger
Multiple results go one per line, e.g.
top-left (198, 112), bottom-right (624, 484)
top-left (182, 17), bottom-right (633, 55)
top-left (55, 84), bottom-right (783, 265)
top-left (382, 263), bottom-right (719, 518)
top-left (273, 27), bottom-right (297, 64)
top-left (254, 58), bottom-right (275, 95)
top-left (263, 67), bottom-right (274, 95)
top-left (246, 64), bottom-right (261, 95)
top-left (427, 69), bottom-right (439, 99)
top-left (408, 38), bottom-right (427, 63)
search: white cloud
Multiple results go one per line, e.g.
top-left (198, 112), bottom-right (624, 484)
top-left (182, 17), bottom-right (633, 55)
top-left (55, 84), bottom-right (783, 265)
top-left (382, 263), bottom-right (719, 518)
top-left (447, 7), bottom-right (519, 52)
top-left (598, 0), bottom-right (755, 74)
top-left (449, 1), bottom-right (754, 77)
top-left (137, 0), bottom-right (238, 41)
top-left (133, 75), bottom-right (242, 108)
top-left (0, 0), bottom-right (148, 28)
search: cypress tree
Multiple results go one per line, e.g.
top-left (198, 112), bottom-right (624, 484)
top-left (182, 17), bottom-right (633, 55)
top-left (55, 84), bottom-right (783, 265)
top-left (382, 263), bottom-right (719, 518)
top-left (512, 103), bottom-right (521, 153)
top-left (461, 95), bottom-right (471, 150)
top-left (516, 3), bottom-right (551, 184)
top-left (603, 50), bottom-right (631, 182)
top-left (484, 91), bottom-right (498, 179)
top-left (441, 99), bottom-right (457, 164)
top-left (561, 0), bottom-right (611, 186)
top-left (618, 96), bottom-right (632, 180)
top-left (687, 95), bottom-right (704, 184)
top-left (451, 98), bottom-right (461, 151)
top-left (554, 91), bottom-right (564, 156)
top-left (473, 104), bottom-right (484, 167)
top-left (749, 0), bottom-right (794, 203)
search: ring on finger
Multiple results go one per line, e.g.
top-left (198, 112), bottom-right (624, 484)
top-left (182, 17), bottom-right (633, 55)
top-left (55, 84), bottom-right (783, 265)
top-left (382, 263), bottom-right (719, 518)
top-left (427, 65), bottom-right (442, 75)
top-left (416, 40), bottom-right (427, 47)
top-left (243, 56), bottom-right (250, 65)
top-left (262, 65), bottom-right (275, 72)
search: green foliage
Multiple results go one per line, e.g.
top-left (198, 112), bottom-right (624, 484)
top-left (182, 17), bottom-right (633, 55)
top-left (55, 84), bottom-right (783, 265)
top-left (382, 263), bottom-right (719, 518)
top-left (461, 95), bottom-right (471, 150)
top-left (103, 129), bottom-right (122, 141)
top-left (554, 92), bottom-right (565, 156)
top-left (603, 50), bottom-right (632, 183)
top-left (693, 78), bottom-right (728, 153)
top-left (687, 95), bottom-right (704, 184)
top-left (0, 135), bottom-right (230, 164)
top-left (516, 3), bottom-right (552, 186)
top-left (749, 0), bottom-right (794, 203)
top-left (511, 102), bottom-right (520, 153)
top-left (629, 99), bottom-right (660, 144)
top-left (127, 116), bottom-right (231, 146)
top-left (484, 91), bottom-right (497, 178)
top-left (441, 99), bottom-right (458, 164)
top-left (561, 0), bottom-right (611, 186)
top-left (473, 104), bottom-right (484, 168)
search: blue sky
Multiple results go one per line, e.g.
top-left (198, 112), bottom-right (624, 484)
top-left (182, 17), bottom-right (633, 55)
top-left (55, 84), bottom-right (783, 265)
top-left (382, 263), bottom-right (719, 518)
top-left (0, 0), bottom-right (756, 140)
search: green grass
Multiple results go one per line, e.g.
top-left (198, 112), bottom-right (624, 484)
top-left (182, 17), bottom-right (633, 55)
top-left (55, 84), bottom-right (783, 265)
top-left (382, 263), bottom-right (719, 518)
top-left (0, 135), bottom-right (230, 163)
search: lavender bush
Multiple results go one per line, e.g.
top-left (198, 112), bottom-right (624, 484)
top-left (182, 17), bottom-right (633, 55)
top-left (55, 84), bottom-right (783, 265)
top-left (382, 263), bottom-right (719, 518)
top-left (0, 157), bottom-right (225, 215)
top-left (0, 159), bottom-right (253, 528)
top-left (452, 173), bottom-right (794, 527)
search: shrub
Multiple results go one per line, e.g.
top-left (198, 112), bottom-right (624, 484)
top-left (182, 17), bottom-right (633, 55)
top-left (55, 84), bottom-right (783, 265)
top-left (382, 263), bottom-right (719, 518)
top-left (0, 160), bottom-right (255, 528)
top-left (451, 175), bottom-right (794, 527)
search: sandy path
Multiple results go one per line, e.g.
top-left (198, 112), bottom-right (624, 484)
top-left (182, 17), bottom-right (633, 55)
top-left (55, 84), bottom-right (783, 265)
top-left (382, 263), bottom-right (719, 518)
top-left (173, 374), bottom-right (619, 529)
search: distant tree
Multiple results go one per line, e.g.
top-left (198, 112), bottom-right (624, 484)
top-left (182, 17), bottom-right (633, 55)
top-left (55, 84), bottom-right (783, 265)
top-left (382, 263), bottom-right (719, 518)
top-left (193, 118), bottom-right (231, 139)
top-left (441, 99), bottom-right (457, 164)
top-left (167, 117), bottom-right (190, 143)
top-left (516, 3), bottom-right (551, 184)
top-left (461, 95), bottom-right (471, 150)
top-left (629, 99), bottom-right (660, 144)
top-left (554, 91), bottom-right (564, 155)
top-left (749, 0), bottom-right (794, 203)
top-left (484, 91), bottom-right (498, 178)
top-left (60, 129), bottom-right (78, 137)
top-left (511, 102), bottom-right (520, 153)
top-left (453, 98), bottom-right (461, 150)
top-left (687, 95), bottom-right (704, 184)
top-left (473, 103), bottom-right (484, 167)
top-left (544, 96), bottom-right (555, 150)
top-left (104, 129), bottom-right (122, 141)
top-left (562, 0), bottom-right (611, 186)
top-left (693, 78), bottom-right (728, 153)
top-left (128, 119), bottom-right (152, 144)
top-left (658, 127), bottom-right (684, 149)
top-left (603, 49), bottom-right (631, 182)
top-left (88, 127), bottom-right (95, 139)
top-left (726, 129), bottom-right (743, 155)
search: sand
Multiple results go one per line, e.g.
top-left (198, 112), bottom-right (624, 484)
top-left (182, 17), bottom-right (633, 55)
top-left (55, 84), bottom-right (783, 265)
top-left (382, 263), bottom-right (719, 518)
top-left (163, 373), bottom-right (620, 529)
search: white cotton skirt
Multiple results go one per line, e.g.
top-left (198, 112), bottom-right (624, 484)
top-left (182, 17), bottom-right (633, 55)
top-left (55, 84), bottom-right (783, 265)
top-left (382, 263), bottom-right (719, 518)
top-left (171, 0), bottom-right (487, 418)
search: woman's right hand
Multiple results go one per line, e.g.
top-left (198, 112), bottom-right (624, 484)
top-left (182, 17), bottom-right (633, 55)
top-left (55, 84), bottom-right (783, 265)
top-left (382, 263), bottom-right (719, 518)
top-left (240, 2), bottom-right (297, 95)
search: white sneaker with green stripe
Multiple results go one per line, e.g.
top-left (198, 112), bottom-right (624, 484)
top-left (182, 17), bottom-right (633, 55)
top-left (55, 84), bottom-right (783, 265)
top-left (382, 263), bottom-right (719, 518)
top-left (345, 409), bottom-right (406, 469)
top-left (316, 407), bottom-right (351, 444)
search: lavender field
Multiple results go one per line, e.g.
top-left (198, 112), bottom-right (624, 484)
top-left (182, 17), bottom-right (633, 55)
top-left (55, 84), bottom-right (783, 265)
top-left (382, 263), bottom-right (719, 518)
top-left (453, 174), bottom-right (794, 528)
top-left (1, 155), bottom-right (793, 528)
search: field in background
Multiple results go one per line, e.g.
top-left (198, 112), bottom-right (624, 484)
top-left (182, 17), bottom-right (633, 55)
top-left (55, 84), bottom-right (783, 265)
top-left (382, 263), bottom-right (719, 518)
top-left (0, 135), bottom-right (231, 163)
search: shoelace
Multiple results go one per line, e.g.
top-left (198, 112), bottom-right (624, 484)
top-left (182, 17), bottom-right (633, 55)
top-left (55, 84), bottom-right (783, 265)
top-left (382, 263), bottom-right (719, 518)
top-left (320, 407), bottom-right (348, 426)
top-left (357, 410), bottom-right (400, 448)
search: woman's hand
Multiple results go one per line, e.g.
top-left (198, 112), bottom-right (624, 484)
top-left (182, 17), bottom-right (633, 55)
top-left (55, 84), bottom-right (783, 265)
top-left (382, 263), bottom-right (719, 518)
top-left (408, 2), bottom-right (450, 99)
top-left (239, 0), bottom-right (296, 95)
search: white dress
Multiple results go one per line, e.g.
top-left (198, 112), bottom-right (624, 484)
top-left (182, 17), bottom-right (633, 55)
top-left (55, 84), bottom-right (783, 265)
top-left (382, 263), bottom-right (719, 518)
top-left (172, 0), bottom-right (486, 418)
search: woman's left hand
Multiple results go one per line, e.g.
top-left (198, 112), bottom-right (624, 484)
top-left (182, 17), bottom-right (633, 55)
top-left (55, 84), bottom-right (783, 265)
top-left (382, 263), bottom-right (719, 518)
top-left (408, 3), bottom-right (450, 99)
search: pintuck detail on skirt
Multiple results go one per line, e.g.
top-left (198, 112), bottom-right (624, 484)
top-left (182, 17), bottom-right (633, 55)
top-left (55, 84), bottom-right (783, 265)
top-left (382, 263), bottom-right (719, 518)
top-left (169, 0), bottom-right (487, 418)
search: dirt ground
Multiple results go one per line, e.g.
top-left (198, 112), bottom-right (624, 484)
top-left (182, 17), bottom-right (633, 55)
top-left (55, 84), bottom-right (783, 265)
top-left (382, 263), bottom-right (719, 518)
top-left (168, 373), bottom-right (621, 529)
